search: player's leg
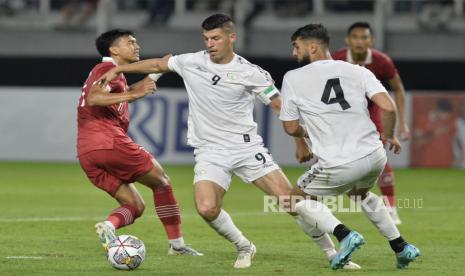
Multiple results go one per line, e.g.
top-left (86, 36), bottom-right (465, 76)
top-left (101, 140), bottom-right (200, 255)
top-left (78, 150), bottom-right (141, 251)
top-left (136, 158), bottom-right (203, 256)
top-left (253, 170), bottom-right (337, 257)
top-left (348, 148), bottom-right (419, 268)
top-left (94, 182), bottom-right (146, 248)
top-left (291, 185), bottom-right (364, 270)
top-left (348, 187), bottom-right (420, 268)
top-left (253, 169), bottom-right (360, 269)
top-left (289, 159), bottom-right (380, 270)
top-left (377, 162), bottom-right (401, 224)
top-left (103, 183), bottom-right (145, 228)
top-left (193, 148), bottom-right (255, 268)
top-left (194, 179), bottom-right (254, 268)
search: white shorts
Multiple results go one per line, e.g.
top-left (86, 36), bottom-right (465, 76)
top-left (297, 147), bottom-right (387, 196)
top-left (193, 145), bottom-right (280, 191)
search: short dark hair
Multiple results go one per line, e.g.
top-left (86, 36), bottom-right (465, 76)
top-left (201, 13), bottom-right (235, 33)
top-left (95, 29), bottom-right (134, 57)
top-left (347, 22), bottom-right (373, 35)
top-left (291, 24), bottom-right (330, 47)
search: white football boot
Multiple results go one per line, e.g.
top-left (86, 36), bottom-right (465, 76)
top-left (233, 242), bottom-right (256, 268)
top-left (95, 222), bottom-right (117, 251)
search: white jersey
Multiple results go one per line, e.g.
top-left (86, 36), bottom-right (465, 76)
top-left (168, 51), bottom-right (279, 149)
top-left (280, 59), bottom-right (385, 168)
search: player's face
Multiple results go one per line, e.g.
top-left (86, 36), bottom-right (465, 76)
top-left (292, 38), bottom-right (311, 65)
top-left (111, 35), bottom-right (140, 63)
top-left (346, 27), bottom-right (373, 55)
top-left (203, 28), bottom-right (236, 63)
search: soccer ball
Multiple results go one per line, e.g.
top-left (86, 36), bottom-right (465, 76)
top-left (107, 235), bottom-right (146, 270)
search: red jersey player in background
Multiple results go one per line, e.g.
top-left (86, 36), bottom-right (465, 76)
top-left (333, 22), bottom-right (409, 224)
top-left (77, 29), bottom-right (202, 256)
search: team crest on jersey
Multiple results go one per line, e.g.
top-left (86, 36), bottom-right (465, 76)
top-left (227, 72), bottom-right (239, 81)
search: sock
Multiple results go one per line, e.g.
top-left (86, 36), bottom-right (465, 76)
top-left (295, 199), bottom-right (341, 234)
top-left (333, 224), bottom-right (352, 242)
top-left (294, 216), bottom-right (337, 260)
top-left (153, 185), bottom-right (182, 240)
top-left (360, 192), bottom-right (400, 240)
top-left (106, 204), bottom-right (140, 229)
top-left (104, 220), bottom-right (116, 233)
top-left (389, 236), bottom-right (408, 253)
top-left (207, 209), bottom-right (249, 249)
top-left (169, 237), bottom-right (185, 248)
top-left (378, 163), bottom-right (396, 207)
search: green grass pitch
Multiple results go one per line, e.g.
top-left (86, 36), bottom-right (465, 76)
top-left (0, 162), bottom-right (464, 275)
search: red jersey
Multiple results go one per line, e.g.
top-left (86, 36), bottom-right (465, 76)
top-left (332, 48), bottom-right (398, 134)
top-left (77, 58), bottom-right (130, 156)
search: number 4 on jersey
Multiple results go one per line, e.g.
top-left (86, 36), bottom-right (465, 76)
top-left (321, 78), bottom-right (351, 110)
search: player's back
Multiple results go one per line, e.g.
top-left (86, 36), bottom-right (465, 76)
top-left (282, 60), bottom-right (384, 167)
top-left (77, 60), bottom-right (129, 156)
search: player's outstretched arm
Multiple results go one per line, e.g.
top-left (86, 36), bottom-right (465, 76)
top-left (99, 54), bottom-right (172, 85)
top-left (388, 74), bottom-right (410, 141)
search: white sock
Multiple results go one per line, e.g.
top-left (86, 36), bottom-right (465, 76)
top-left (104, 220), bottom-right (115, 233)
top-left (295, 200), bottom-right (341, 234)
top-left (208, 209), bottom-right (249, 249)
top-left (361, 192), bottom-right (400, 240)
top-left (294, 215), bottom-right (337, 260)
top-left (169, 237), bottom-right (185, 248)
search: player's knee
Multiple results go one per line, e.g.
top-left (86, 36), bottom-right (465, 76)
top-left (196, 202), bottom-right (220, 221)
top-left (135, 203), bottom-right (145, 218)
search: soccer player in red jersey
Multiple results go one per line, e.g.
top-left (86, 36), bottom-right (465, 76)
top-left (77, 29), bottom-right (202, 256)
top-left (333, 22), bottom-right (409, 224)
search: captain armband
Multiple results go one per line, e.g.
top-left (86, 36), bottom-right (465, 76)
top-left (257, 85), bottom-right (280, 105)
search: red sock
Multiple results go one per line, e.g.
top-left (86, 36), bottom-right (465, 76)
top-left (153, 185), bottom-right (182, 240)
top-left (106, 204), bottom-right (140, 230)
top-left (378, 163), bottom-right (396, 207)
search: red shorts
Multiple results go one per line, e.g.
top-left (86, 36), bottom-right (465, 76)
top-left (78, 141), bottom-right (154, 196)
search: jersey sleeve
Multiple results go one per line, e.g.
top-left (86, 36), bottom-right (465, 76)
top-left (279, 74), bottom-right (299, 121)
top-left (247, 66), bottom-right (280, 105)
top-left (361, 67), bottom-right (388, 99)
top-left (93, 64), bottom-right (118, 92)
top-left (381, 54), bottom-right (398, 80)
top-left (167, 53), bottom-right (194, 77)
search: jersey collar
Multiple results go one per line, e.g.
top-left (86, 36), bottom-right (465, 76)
top-left (347, 48), bottom-right (372, 65)
top-left (207, 53), bottom-right (238, 67)
top-left (102, 57), bottom-right (117, 65)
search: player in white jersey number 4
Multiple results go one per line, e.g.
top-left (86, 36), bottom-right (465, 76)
top-left (98, 14), bottom-right (359, 270)
top-left (280, 23), bottom-right (420, 270)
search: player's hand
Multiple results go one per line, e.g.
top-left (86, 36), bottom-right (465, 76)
top-left (131, 77), bottom-right (157, 99)
top-left (386, 137), bottom-right (402, 154)
top-left (295, 138), bottom-right (313, 163)
top-left (398, 123), bottom-right (411, 141)
top-left (97, 67), bottom-right (120, 87)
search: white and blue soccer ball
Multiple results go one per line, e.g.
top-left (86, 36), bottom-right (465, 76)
top-left (107, 235), bottom-right (146, 270)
